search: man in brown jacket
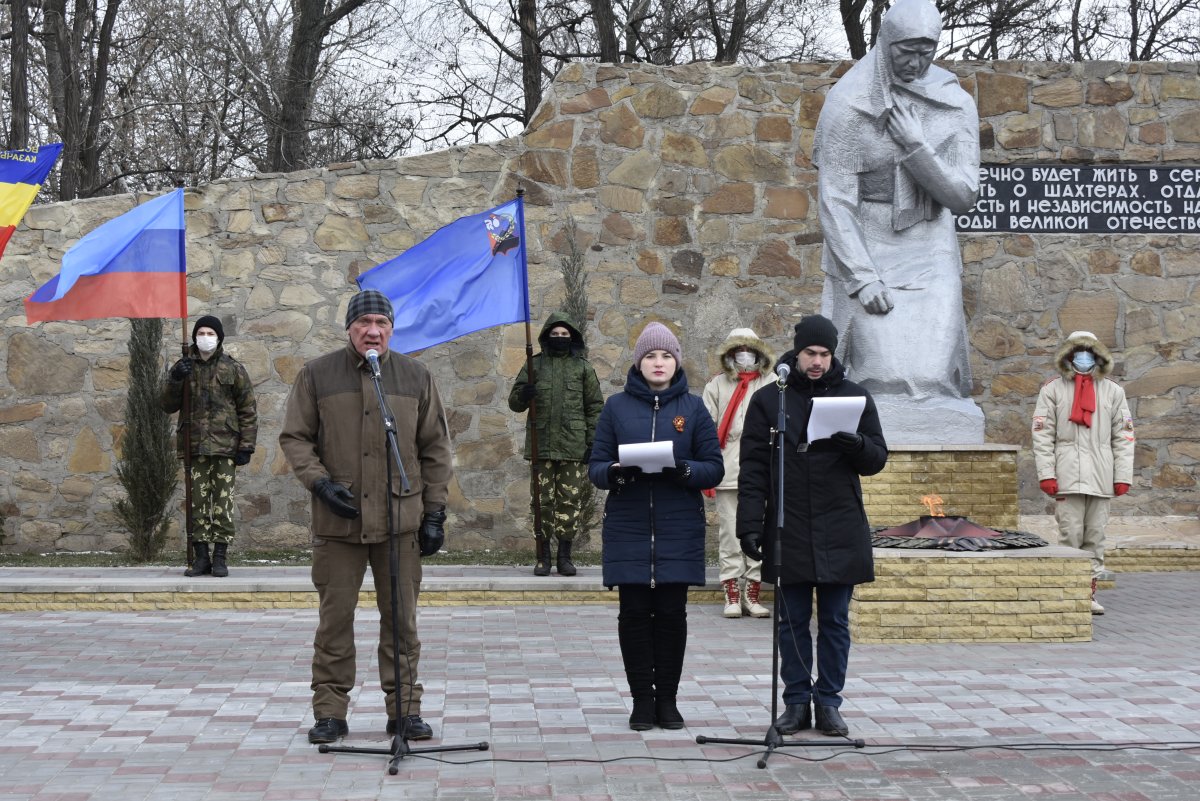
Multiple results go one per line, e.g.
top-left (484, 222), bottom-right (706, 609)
top-left (280, 289), bottom-right (453, 745)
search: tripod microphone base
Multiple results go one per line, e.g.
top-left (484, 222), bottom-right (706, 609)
top-left (320, 736), bottom-right (489, 774)
top-left (696, 728), bottom-right (863, 768)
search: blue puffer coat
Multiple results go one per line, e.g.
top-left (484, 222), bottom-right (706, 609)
top-left (589, 366), bottom-right (724, 588)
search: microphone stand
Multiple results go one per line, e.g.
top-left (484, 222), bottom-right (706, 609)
top-left (695, 370), bottom-right (863, 767)
top-left (320, 354), bottom-right (489, 774)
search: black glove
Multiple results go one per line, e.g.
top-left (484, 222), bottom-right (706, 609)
top-left (418, 508), bottom-right (446, 557)
top-left (233, 450), bottom-right (252, 466)
top-left (519, 383), bottom-right (537, 403)
top-left (831, 431), bottom-right (864, 452)
top-left (660, 461), bottom-right (692, 486)
top-left (169, 358), bottom-right (193, 381)
top-left (740, 531), bottom-right (763, 562)
top-left (313, 478), bottom-right (359, 519)
top-left (607, 463), bottom-right (642, 487)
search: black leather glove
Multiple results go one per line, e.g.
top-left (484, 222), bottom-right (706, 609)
top-left (519, 383), bottom-right (537, 403)
top-left (418, 508), bottom-right (446, 557)
top-left (740, 531), bottom-right (763, 562)
top-left (169, 358), bottom-right (193, 381)
top-left (831, 431), bottom-right (864, 452)
top-left (233, 450), bottom-right (252, 466)
top-left (313, 478), bottom-right (359, 519)
top-left (660, 461), bottom-right (692, 485)
top-left (607, 463), bottom-right (642, 487)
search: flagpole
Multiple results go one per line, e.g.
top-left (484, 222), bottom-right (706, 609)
top-left (515, 188), bottom-right (543, 557)
top-left (176, 189), bottom-right (194, 571)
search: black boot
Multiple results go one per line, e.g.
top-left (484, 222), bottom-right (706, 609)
top-left (533, 538), bottom-right (551, 576)
top-left (555, 539), bottom-right (577, 576)
top-left (653, 606), bottom-right (688, 730)
top-left (211, 542), bottom-right (229, 578)
top-left (619, 608), bottom-right (656, 731)
top-left (185, 542), bottom-right (211, 577)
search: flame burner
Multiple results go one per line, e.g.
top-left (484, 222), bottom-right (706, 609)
top-left (872, 516), bottom-right (1048, 551)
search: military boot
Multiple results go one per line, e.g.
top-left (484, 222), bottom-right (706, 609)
top-left (534, 538), bottom-right (551, 576)
top-left (555, 539), bottom-right (577, 576)
top-left (185, 542), bottom-right (211, 577)
top-left (212, 542), bottom-right (229, 578)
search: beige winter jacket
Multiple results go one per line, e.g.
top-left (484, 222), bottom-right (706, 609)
top-left (1031, 332), bottom-right (1134, 498)
top-left (702, 329), bottom-right (776, 492)
top-left (279, 343), bottom-right (452, 542)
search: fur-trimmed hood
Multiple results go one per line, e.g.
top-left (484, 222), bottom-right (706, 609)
top-left (1054, 330), bottom-right (1114, 379)
top-left (714, 327), bottom-right (775, 379)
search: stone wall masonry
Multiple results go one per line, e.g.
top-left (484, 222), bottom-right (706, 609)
top-left (2, 59), bottom-right (1198, 553)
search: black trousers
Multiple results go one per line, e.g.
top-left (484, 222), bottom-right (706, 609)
top-left (617, 583), bottom-right (689, 700)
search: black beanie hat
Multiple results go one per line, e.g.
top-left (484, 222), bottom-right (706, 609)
top-left (793, 314), bottom-right (838, 353)
top-left (193, 315), bottom-right (225, 346)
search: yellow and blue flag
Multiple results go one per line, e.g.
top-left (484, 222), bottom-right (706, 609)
top-left (357, 196), bottom-right (530, 353)
top-left (0, 143), bottom-right (63, 261)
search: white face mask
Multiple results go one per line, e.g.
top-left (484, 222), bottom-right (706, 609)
top-left (195, 335), bottom-right (219, 354)
top-left (733, 351), bottom-right (757, 369)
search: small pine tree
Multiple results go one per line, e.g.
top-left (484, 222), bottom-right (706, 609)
top-left (114, 318), bottom-right (179, 562)
top-left (558, 214), bottom-right (599, 545)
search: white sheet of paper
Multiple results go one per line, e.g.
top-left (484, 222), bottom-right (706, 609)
top-left (806, 396), bottom-right (866, 443)
top-left (618, 440), bottom-right (676, 473)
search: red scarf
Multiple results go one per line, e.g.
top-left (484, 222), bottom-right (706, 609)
top-left (1069, 372), bottom-right (1095, 428)
top-left (717, 371), bottom-right (761, 448)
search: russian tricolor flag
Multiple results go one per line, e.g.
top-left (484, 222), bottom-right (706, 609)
top-left (25, 188), bottom-right (187, 324)
top-left (0, 143), bottom-right (63, 261)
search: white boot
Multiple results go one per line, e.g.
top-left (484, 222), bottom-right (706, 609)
top-left (722, 579), bottom-right (742, 618)
top-left (1090, 577), bottom-right (1104, 615)
top-left (742, 580), bottom-right (771, 618)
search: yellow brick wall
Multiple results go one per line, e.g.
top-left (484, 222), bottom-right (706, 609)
top-left (863, 448), bottom-right (1020, 530)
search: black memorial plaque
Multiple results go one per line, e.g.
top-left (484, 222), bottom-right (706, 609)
top-left (955, 164), bottom-right (1200, 234)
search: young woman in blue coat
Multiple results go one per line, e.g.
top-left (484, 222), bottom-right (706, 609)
top-left (589, 322), bottom-right (724, 731)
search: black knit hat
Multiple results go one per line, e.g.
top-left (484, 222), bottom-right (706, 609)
top-left (193, 315), bottom-right (225, 346)
top-left (793, 314), bottom-right (838, 353)
top-left (345, 289), bottom-right (394, 329)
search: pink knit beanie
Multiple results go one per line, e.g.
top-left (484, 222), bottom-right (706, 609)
top-left (633, 322), bottom-right (682, 367)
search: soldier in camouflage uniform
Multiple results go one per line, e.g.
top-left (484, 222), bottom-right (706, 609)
top-left (161, 315), bottom-right (258, 578)
top-left (509, 312), bottom-right (604, 576)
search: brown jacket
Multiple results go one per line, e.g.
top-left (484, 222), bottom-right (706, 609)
top-left (279, 344), bottom-right (452, 542)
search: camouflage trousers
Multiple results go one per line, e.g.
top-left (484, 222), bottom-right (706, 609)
top-left (189, 455), bottom-right (237, 544)
top-left (531, 459), bottom-right (588, 543)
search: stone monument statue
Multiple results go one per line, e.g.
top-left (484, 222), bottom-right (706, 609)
top-left (815, 0), bottom-right (983, 444)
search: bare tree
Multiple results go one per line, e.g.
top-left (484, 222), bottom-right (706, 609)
top-left (6, 0), bottom-right (32, 149)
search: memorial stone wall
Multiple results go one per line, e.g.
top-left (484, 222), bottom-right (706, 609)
top-left (2, 59), bottom-right (1198, 553)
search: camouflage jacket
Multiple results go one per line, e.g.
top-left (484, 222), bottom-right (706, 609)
top-left (161, 345), bottom-right (258, 458)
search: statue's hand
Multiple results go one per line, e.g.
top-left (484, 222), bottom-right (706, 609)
top-left (885, 101), bottom-right (924, 151)
top-left (857, 281), bottom-right (894, 314)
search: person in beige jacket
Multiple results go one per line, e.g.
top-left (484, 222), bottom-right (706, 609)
top-left (1032, 330), bottom-right (1134, 615)
top-left (702, 328), bottom-right (776, 618)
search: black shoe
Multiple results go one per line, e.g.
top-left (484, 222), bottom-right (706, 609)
top-left (211, 542), bottom-right (229, 578)
top-left (629, 698), bottom-right (655, 731)
top-left (555, 539), bottom-right (577, 576)
top-left (386, 715), bottom-right (433, 740)
top-left (655, 697), bottom-right (685, 730)
top-left (185, 542), bottom-right (212, 577)
top-left (307, 717), bottom-right (348, 744)
top-left (773, 703), bottom-right (811, 735)
top-left (534, 539), bottom-right (551, 576)
top-left (815, 705), bottom-right (849, 736)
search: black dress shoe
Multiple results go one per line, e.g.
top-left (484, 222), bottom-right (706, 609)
top-left (386, 714), bottom-right (434, 740)
top-left (307, 717), bottom-right (348, 744)
top-left (773, 703), bottom-right (811, 735)
top-left (814, 705), bottom-right (849, 736)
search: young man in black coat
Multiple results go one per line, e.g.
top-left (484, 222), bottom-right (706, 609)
top-left (736, 315), bottom-right (888, 737)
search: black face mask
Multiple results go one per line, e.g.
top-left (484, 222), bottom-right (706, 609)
top-left (547, 337), bottom-right (572, 353)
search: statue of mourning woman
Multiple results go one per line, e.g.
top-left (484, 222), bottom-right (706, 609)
top-left (816, 0), bottom-right (983, 444)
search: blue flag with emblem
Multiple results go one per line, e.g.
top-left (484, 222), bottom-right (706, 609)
top-left (357, 196), bottom-right (530, 353)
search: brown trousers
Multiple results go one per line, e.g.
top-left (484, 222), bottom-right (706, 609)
top-left (310, 534), bottom-right (423, 720)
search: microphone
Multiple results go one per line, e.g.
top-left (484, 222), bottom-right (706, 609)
top-left (364, 348), bottom-right (382, 378)
top-left (775, 363), bottom-right (791, 383)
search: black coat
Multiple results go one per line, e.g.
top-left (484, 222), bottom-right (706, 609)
top-left (589, 366), bottom-right (724, 588)
top-left (736, 354), bottom-right (887, 586)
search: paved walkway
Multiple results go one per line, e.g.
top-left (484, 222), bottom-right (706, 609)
top-left (2, 567), bottom-right (1199, 800)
